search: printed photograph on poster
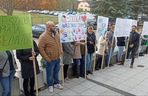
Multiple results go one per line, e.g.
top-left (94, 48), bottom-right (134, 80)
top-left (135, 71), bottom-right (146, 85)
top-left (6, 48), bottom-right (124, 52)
top-left (114, 18), bottom-right (133, 37)
top-left (97, 16), bottom-right (109, 37)
top-left (59, 14), bottom-right (87, 43)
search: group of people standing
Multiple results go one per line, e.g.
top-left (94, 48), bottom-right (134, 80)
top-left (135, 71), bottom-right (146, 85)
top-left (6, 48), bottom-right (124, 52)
top-left (0, 20), bottom-right (148, 96)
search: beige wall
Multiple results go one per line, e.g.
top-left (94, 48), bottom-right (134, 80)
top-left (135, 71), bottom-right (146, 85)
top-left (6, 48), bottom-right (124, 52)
top-left (78, 2), bottom-right (90, 11)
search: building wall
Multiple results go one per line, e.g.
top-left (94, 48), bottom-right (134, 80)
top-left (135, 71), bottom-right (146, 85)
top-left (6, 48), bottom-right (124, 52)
top-left (78, 1), bottom-right (90, 11)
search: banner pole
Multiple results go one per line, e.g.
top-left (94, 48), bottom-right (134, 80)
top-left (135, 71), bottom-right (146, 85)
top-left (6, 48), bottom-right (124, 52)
top-left (137, 36), bottom-right (142, 58)
top-left (61, 58), bottom-right (64, 87)
top-left (124, 37), bottom-right (130, 65)
top-left (93, 33), bottom-right (97, 72)
top-left (101, 46), bottom-right (106, 70)
top-left (93, 44), bottom-right (96, 72)
top-left (84, 34), bottom-right (87, 79)
top-left (59, 30), bottom-right (64, 87)
top-left (32, 48), bottom-right (39, 96)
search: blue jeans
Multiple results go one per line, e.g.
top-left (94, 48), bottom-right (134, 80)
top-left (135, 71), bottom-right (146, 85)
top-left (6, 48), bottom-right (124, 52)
top-left (118, 46), bottom-right (124, 61)
top-left (106, 48), bottom-right (114, 65)
top-left (46, 59), bottom-right (60, 86)
top-left (0, 70), bottom-right (15, 96)
top-left (86, 53), bottom-right (93, 71)
top-left (72, 59), bottom-right (80, 77)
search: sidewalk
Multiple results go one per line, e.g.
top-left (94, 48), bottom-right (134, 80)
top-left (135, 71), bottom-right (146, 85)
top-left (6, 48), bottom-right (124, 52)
top-left (39, 54), bottom-right (148, 96)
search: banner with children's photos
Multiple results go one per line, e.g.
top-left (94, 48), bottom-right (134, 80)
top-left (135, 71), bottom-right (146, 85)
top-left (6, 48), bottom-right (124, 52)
top-left (58, 14), bottom-right (87, 43)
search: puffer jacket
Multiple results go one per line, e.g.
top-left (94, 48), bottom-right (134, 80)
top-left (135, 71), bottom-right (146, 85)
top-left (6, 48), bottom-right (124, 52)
top-left (38, 31), bottom-right (63, 62)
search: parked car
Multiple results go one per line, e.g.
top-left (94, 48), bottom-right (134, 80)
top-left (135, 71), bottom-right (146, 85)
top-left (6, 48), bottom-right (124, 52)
top-left (53, 11), bottom-right (59, 16)
top-left (39, 10), bottom-right (49, 14)
top-left (49, 11), bottom-right (55, 15)
top-left (32, 24), bottom-right (46, 38)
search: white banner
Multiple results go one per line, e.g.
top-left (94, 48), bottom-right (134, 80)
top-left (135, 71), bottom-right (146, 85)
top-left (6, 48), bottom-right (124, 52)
top-left (142, 22), bottom-right (148, 35)
top-left (114, 18), bottom-right (133, 37)
top-left (58, 14), bottom-right (87, 43)
top-left (97, 16), bottom-right (109, 37)
top-left (132, 20), bottom-right (137, 26)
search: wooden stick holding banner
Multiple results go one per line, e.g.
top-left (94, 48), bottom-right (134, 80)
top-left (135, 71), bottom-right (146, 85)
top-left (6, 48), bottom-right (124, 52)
top-left (101, 46), bottom-right (106, 69)
top-left (84, 33), bottom-right (87, 79)
top-left (137, 36), bottom-right (142, 58)
top-left (32, 48), bottom-right (39, 96)
top-left (93, 44), bottom-right (97, 72)
top-left (61, 58), bottom-right (64, 86)
top-left (124, 37), bottom-right (130, 64)
top-left (93, 32), bottom-right (97, 72)
top-left (59, 29), bottom-right (64, 87)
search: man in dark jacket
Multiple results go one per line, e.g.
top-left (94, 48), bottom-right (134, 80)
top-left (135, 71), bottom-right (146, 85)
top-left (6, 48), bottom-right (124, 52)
top-left (106, 24), bottom-right (115, 66)
top-left (127, 25), bottom-right (140, 68)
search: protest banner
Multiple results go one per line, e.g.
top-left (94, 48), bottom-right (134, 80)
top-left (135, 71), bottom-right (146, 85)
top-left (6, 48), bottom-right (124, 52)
top-left (0, 15), bottom-right (39, 96)
top-left (114, 18), bottom-right (133, 37)
top-left (0, 15), bottom-right (33, 51)
top-left (132, 20), bottom-right (137, 26)
top-left (93, 16), bottom-right (109, 69)
top-left (58, 14), bottom-right (87, 43)
top-left (142, 22), bottom-right (148, 35)
top-left (97, 16), bottom-right (109, 37)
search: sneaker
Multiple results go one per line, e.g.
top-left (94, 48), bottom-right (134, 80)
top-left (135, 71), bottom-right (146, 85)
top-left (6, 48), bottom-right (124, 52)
top-left (64, 77), bottom-right (70, 83)
top-left (48, 86), bottom-right (53, 93)
top-left (54, 84), bottom-right (63, 90)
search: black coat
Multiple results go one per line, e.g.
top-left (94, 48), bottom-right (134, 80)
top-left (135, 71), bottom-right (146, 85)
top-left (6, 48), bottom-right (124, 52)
top-left (16, 41), bottom-right (40, 79)
top-left (87, 32), bottom-right (96, 53)
top-left (117, 37), bottom-right (125, 46)
top-left (129, 31), bottom-right (140, 48)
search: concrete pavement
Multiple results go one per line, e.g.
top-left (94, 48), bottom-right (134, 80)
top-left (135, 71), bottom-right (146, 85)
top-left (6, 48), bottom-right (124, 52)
top-left (39, 54), bottom-right (148, 96)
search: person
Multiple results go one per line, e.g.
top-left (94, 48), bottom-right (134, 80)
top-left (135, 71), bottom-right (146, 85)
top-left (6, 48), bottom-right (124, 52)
top-left (96, 32), bottom-right (108, 69)
top-left (117, 37), bottom-right (125, 65)
top-left (72, 41), bottom-right (82, 78)
top-left (106, 24), bottom-right (116, 66)
top-left (38, 21), bottom-right (63, 93)
top-left (62, 42), bottom-right (74, 81)
top-left (0, 51), bottom-right (17, 96)
top-left (16, 40), bottom-right (40, 96)
top-left (139, 35), bottom-right (148, 56)
top-left (86, 26), bottom-right (96, 74)
top-left (127, 25), bottom-right (140, 68)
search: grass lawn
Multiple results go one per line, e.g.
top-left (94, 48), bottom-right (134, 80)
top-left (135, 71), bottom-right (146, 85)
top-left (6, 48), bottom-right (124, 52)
top-left (0, 10), bottom-right (58, 24)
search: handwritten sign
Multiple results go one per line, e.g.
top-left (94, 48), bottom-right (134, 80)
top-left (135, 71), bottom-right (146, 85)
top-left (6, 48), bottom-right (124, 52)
top-left (97, 16), bottom-right (109, 37)
top-left (114, 18), bottom-right (133, 37)
top-left (58, 14), bottom-right (87, 43)
top-left (142, 22), bottom-right (148, 35)
top-left (0, 15), bottom-right (33, 51)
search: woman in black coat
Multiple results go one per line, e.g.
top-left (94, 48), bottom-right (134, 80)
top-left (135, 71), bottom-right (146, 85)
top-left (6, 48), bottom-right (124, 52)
top-left (16, 40), bottom-right (40, 96)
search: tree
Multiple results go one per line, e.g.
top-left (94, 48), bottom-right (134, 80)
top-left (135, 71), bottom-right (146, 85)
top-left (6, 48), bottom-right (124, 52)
top-left (0, 0), bottom-right (13, 15)
top-left (91, 0), bottom-right (148, 19)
